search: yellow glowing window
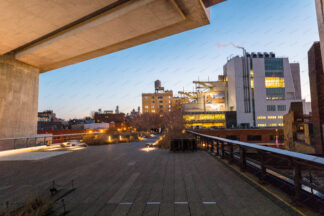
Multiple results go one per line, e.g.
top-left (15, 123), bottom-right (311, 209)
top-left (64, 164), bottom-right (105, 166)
top-left (265, 77), bottom-right (285, 88)
top-left (268, 123), bottom-right (277, 127)
top-left (257, 116), bottom-right (266, 119)
top-left (257, 124), bottom-right (266, 127)
top-left (151, 110), bottom-right (155, 113)
top-left (183, 114), bottom-right (225, 122)
top-left (278, 116), bottom-right (283, 119)
top-left (185, 122), bottom-right (225, 128)
top-left (251, 78), bottom-right (254, 89)
top-left (267, 116), bottom-right (277, 119)
top-left (278, 123), bottom-right (284, 127)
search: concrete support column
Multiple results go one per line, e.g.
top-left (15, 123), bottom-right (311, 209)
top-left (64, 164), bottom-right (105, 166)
top-left (0, 55), bottom-right (39, 138)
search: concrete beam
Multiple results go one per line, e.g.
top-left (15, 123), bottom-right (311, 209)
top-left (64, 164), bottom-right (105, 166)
top-left (202, 0), bottom-right (225, 8)
top-left (0, 0), bottom-right (225, 72)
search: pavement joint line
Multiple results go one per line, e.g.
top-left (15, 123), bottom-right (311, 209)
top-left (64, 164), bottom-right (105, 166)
top-left (174, 201), bottom-right (188, 205)
top-left (146, 202), bottom-right (160, 205)
top-left (202, 201), bottom-right (216, 205)
top-left (119, 202), bottom-right (133, 205)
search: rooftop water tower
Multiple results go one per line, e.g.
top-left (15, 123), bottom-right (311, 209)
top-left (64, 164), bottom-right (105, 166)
top-left (155, 80), bottom-right (164, 93)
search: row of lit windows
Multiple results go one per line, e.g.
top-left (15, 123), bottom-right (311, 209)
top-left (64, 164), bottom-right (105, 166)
top-left (257, 115), bottom-right (284, 120)
top-left (258, 123), bottom-right (284, 127)
top-left (265, 77), bottom-right (285, 88)
top-left (183, 114), bottom-right (225, 122)
top-left (185, 122), bottom-right (225, 128)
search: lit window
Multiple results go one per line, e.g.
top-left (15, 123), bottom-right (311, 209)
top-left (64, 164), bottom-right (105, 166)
top-left (268, 123), bottom-right (277, 127)
top-left (257, 116), bottom-right (266, 119)
top-left (151, 105), bottom-right (155, 108)
top-left (144, 106), bottom-right (148, 109)
top-left (278, 116), bottom-right (283, 119)
top-left (257, 124), bottom-right (266, 127)
top-left (278, 123), bottom-right (284, 127)
top-left (151, 109), bottom-right (155, 113)
top-left (268, 116), bottom-right (277, 119)
top-left (265, 77), bottom-right (285, 88)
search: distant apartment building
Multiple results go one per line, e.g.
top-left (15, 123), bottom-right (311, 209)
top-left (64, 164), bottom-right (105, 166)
top-left (142, 80), bottom-right (173, 114)
top-left (38, 110), bottom-right (56, 122)
top-left (223, 52), bottom-right (303, 128)
top-left (93, 109), bottom-right (125, 127)
top-left (37, 110), bottom-right (66, 131)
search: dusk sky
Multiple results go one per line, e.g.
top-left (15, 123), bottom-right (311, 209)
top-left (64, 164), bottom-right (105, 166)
top-left (39, 0), bottom-right (319, 120)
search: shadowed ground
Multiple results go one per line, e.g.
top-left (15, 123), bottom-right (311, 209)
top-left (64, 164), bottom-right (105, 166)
top-left (0, 137), bottom-right (294, 215)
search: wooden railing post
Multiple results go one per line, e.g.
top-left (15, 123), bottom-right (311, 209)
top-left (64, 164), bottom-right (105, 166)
top-left (240, 147), bottom-right (246, 171)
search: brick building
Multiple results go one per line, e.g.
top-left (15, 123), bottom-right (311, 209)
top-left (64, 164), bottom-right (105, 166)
top-left (308, 41), bottom-right (324, 153)
top-left (142, 90), bottom-right (173, 114)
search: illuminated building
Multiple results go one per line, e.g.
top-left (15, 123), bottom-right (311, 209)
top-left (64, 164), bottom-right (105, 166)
top-left (223, 52), bottom-right (303, 128)
top-left (180, 78), bottom-right (237, 129)
top-left (142, 80), bottom-right (174, 114)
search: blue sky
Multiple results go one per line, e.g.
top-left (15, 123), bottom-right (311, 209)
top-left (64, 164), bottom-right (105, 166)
top-left (39, 0), bottom-right (319, 120)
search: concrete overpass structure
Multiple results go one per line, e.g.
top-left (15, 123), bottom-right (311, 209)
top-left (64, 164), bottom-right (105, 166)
top-left (0, 0), bottom-right (224, 138)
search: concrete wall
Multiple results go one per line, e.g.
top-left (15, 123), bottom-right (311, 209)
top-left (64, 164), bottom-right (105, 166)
top-left (225, 57), bottom-right (253, 126)
top-left (290, 63), bottom-right (302, 100)
top-left (0, 55), bottom-right (39, 138)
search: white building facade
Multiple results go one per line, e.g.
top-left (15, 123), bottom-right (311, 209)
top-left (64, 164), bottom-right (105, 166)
top-left (223, 52), bottom-right (302, 128)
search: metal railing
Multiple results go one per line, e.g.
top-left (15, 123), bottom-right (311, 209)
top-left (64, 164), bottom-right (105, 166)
top-left (187, 130), bottom-right (324, 211)
top-left (0, 132), bottom-right (102, 151)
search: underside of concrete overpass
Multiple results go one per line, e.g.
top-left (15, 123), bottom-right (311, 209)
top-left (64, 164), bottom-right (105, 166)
top-left (0, 0), bottom-right (225, 138)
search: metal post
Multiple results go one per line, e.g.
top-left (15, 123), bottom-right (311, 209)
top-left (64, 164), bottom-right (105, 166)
top-left (259, 151), bottom-right (266, 184)
top-left (293, 162), bottom-right (302, 203)
top-left (240, 147), bottom-right (246, 171)
top-left (229, 143), bottom-right (234, 163)
top-left (221, 142), bottom-right (225, 159)
top-left (216, 140), bottom-right (219, 156)
top-left (211, 140), bottom-right (215, 154)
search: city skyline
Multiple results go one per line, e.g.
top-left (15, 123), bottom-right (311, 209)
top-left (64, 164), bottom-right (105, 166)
top-left (39, 0), bottom-right (319, 120)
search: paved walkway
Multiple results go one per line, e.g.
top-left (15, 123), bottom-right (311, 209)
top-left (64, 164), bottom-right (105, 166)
top-left (0, 137), bottom-right (293, 215)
